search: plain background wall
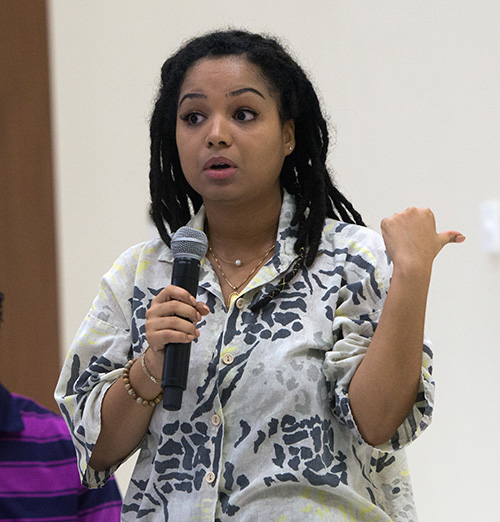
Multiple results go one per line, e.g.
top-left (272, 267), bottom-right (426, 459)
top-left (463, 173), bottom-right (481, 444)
top-left (48, 1), bottom-right (500, 520)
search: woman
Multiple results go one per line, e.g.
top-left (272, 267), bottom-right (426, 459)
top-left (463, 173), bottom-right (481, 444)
top-left (56, 30), bottom-right (464, 521)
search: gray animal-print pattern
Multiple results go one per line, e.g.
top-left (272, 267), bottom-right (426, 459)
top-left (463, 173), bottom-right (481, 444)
top-left (55, 192), bottom-right (434, 521)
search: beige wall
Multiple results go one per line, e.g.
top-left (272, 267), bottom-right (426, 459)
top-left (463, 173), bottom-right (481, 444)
top-left (48, 1), bottom-right (500, 519)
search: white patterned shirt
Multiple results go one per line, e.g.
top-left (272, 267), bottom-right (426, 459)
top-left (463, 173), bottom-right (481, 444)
top-left (56, 191), bottom-right (434, 521)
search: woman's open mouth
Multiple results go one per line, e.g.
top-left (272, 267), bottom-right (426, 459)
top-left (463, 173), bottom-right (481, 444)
top-left (203, 157), bottom-right (237, 179)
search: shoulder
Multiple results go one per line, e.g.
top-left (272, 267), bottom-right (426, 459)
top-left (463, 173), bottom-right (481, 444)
top-left (112, 238), bottom-right (169, 267)
top-left (12, 393), bottom-right (57, 418)
top-left (101, 238), bottom-right (170, 282)
top-left (319, 219), bottom-right (392, 288)
top-left (90, 238), bottom-right (170, 317)
top-left (321, 219), bottom-right (388, 259)
top-left (12, 393), bottom-right (73, 441)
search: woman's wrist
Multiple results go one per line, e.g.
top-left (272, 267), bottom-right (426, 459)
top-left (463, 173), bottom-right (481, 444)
top-left (122, 358), bottom-right (163, 407)
top-left (126, 352), bottom-right (163, 401)
top-left (391, 259), bottom-right (433, 285)
top-left (141, 347), bottom-right (162, 385)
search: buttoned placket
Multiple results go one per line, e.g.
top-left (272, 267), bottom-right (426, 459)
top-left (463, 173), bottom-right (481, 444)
top-left (194, 217), bottom-right (299, 514)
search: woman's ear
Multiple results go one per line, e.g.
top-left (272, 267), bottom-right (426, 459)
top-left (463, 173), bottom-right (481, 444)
top-left (283, 119), bottom-right (295, 155)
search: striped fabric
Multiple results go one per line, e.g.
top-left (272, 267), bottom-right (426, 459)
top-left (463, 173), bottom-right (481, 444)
top-left (0, 383), bottom-right (122, 521)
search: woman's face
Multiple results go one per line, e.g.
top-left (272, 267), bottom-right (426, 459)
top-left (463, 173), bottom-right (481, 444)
top-left (175, 56), bottom-right (295, 208)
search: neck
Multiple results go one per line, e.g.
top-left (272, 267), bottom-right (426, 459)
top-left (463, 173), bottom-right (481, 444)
top-left (204, 193), bottom-right (282, 258)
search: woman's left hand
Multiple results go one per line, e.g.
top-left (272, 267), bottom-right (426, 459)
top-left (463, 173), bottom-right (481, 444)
top-left (380, 207), bottom-right (465, 271)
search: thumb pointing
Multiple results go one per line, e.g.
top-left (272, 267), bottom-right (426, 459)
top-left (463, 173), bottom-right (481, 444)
top-left (439, 230), bottom-right (466, 246)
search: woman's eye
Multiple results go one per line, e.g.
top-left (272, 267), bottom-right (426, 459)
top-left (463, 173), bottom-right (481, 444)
top-left (234, 109), bottom-right (256, 122)
top-left (181, 112), bottom-right (205, 125)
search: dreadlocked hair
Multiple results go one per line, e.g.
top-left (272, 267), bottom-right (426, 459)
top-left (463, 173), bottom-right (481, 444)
top-left (148, 29), bottom-right (365, 309)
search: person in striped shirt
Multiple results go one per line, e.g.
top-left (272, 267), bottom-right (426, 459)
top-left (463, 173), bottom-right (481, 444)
top-left (0, 292), bottom-right (122, 520)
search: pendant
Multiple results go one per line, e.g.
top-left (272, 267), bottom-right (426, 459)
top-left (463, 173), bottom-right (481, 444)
top-left (228, 291), bottom-right (239, 308)
top-left (235, 259), bottom-right (242, 267)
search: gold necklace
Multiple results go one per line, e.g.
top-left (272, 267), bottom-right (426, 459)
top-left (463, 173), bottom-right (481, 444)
top-left (207, 243), bottom-right (275, 267)
top-left (208, 242), bottom-right (275, 307)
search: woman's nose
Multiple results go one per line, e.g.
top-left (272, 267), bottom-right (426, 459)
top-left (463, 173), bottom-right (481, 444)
top-left (206, 117), bottom-right (232, 148)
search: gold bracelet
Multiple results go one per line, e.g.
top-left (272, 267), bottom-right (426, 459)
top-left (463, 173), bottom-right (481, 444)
top-left (141, 348), bottom-right (161, 385)
top-left (122, 359), bottom-right (163, 407)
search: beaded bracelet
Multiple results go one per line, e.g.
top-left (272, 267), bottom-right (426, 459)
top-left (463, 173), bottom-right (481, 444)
top-left (141, 348), bottom-right (162, 385)
top-left (122, 358), bottom-right (163, 407)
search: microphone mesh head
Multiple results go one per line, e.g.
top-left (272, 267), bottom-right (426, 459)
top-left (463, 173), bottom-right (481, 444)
top-left (171, 226), bottom-right (208, 261)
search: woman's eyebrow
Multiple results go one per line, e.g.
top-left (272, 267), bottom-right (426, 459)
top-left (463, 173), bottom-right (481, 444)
top-left (178, 87), bottom-right (265, 108)
top-left (178, 92), bottom-right (206, 107)
top-left (229, 87), bottom-right (265, 99)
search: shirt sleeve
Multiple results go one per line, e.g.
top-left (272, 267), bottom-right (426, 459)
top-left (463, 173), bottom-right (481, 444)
top-left (77, 476), bottom-right (123, 520)
top-left (321, 227), bottom-right (435, 452)
top-left (55, 247), bottom-right (144, 488)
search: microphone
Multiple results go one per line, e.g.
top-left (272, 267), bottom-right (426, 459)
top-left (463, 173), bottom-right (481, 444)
top-left (162, 226), bottom-right (208, 410)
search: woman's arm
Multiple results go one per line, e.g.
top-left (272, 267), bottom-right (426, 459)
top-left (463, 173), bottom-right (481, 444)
top-left (89, 286), bottom-right (209, 472)
top-left (348, 207), bottom-right (464, 446)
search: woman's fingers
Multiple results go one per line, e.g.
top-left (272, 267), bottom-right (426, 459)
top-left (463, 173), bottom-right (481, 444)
top-left (148, 315), bottom-right (200, 342)
top-left (196, 301), bottom-right (210, 316)
top-left (154, 285), bottom-right (198, 306)
top-left (145, 285), bottom-right (209, 352)
top-left (150, 299), bottom-right (201, 323)
top-left (381, 207), bottom-right (465, 269)
top-left (438, 230), bottom-right (466, 246)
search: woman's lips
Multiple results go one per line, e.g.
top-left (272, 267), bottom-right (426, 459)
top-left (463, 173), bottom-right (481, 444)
top-left (203, 157), bottom-right (237, 180)
top-left (204, 167), bottom-right (237, 179)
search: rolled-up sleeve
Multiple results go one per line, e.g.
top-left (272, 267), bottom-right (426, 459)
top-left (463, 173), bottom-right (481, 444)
top-left (55, 252), bottom-right (139, 488)
top-left (322, 229), bottom-right (435, 452)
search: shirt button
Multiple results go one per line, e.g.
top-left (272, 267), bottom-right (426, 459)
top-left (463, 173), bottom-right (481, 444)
top-left (211, 413), bottom-right (221, 426)
top-left (235, 297), bottom-right (245, 309)
top-left (222, 353), bottom-right (234, 365)
top-left (206, 471), bottom-right (216, 484)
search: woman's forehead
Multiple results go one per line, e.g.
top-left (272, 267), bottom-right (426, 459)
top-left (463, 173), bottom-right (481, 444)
top-left (179, 56), bottom-right (273, 100)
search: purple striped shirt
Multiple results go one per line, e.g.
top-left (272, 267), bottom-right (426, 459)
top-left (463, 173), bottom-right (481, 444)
top-left (0, 383), bottom-right (122, 521)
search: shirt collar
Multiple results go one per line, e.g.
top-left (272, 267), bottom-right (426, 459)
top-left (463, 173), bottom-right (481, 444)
top-left (157, 190), bottom-right (300, 272)
top-left (0, 382), bottom-right (25, 433)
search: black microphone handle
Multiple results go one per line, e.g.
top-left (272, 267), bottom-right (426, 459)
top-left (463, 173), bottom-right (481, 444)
top-left (162, 258), bottom-right (201, 410)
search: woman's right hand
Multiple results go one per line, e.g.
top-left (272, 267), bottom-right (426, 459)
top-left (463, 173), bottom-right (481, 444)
top-left (91, 285), bottom-right (210, 472)
top-left (145, 285), bottom-right (210, 376)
